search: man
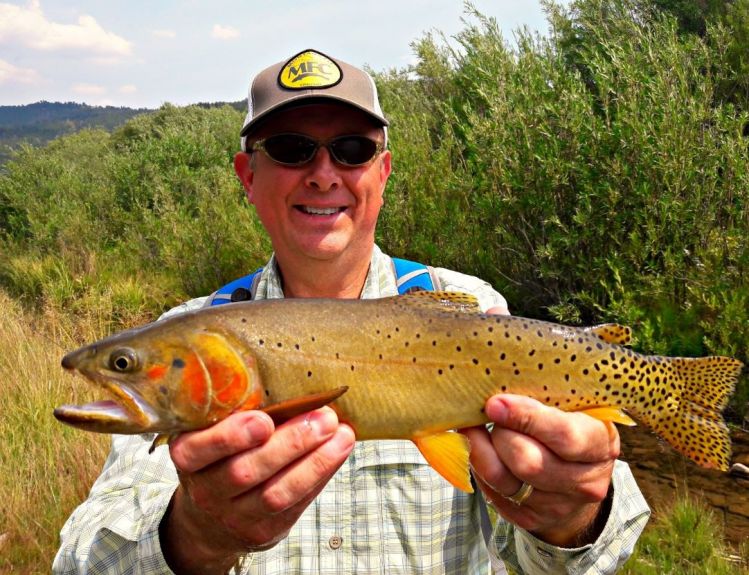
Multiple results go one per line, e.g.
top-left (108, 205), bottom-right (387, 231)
top-left (54, 49), bottom-right (649, 574)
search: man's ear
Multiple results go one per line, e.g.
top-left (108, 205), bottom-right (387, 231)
top-left (234, 152), bottom-right (255, 203)
top-left (378, 150), bottom-right (392, 206)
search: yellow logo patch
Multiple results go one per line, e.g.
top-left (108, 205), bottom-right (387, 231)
top-left (279, 50), bottom-right (342, 89)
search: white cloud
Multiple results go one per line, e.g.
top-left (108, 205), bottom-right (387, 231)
top-left (119, 84), bottom-right (137, 94)
top-left (72, 82), bottom-right (106, 96)
top-left (211, 24), bottom-right (239, 40)
top-left (152, 29), bottom-right (176, 39)
top-left (0, 0), bottom-right (131, 57)
top-left (0, 57), bottom-right (41, 85)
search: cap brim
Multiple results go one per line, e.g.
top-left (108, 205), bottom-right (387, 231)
top-left (240, 94), bottom-right (389, 138)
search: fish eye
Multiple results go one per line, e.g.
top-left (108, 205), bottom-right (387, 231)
top-left (109, 348), bottom-right (139, 372)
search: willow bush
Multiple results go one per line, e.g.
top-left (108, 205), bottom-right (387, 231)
top-left (0, 104), bottom-right (269, 325)
top-left (376, 0), bottom-right (748, 416)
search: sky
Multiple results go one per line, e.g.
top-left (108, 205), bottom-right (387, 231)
top-left (0, 0), bottom-right (558, 109)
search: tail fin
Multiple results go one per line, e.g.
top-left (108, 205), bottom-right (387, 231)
top-left (639, 356), bottom-right (743, 471)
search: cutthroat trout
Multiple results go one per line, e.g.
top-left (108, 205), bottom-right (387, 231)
top-left (56, 291), bottom-right (744, 492)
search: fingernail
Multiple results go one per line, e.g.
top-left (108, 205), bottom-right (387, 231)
top-left (486, 396), bottom-right (509, 423)
top-left (245, 414), bottom-right (272, 443)
top-left (322, 425), bottom-right (355, 456)
top-left (305, 409), bottom-right (338, 437)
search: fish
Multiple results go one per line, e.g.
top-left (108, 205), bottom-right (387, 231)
top-left (55, 291), bottom-right (744, 492)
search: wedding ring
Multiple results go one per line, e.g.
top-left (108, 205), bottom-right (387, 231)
top-left (505, 481), bottom-right (534, 505)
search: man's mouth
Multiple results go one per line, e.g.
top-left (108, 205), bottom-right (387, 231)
top-left (297, 206), bottom-right (345, 216)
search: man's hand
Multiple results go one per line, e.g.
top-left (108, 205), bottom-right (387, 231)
top-left (160, 407), bottom-right (355, 574)
top-left (463, 394), bottom-right (619, 547)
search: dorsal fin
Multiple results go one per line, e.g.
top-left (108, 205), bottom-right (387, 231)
top-left (399, 291), bottom-right (482, 314)
top-left (584, 323), bottom-right (632, 345)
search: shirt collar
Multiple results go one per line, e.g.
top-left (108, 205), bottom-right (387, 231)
top-left (254, 245), bottom-right (398, 300)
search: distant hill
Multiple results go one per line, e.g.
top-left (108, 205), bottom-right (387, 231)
top-left (0, 100), bottom-right (244, 165)
top-left (0, 101), bottom-right (150, 164)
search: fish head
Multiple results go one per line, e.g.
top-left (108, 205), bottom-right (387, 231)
top-left (55, 320), bottom-right (263, 434)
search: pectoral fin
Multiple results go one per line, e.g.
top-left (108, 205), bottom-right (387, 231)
top-left (413, 431), bottom-right (474, 493)
top-left (148, 432), bottom-right (175, 453)
top-left (260, 387), bottom-right (349, 425)
top-left (578, 407), bottom-right (637, 426)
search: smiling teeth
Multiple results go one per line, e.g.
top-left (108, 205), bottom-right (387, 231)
top-left (302, 206), bottom-right (340, 215)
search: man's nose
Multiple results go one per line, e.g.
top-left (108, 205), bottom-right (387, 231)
top-left (304, 146), bottom-right (341, 192)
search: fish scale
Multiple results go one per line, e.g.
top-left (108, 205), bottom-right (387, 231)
top-left (56, 291), bottom-right (744, 492)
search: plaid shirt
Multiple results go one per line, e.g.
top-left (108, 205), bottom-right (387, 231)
top-left (54, 246), bottom-right (650, 574)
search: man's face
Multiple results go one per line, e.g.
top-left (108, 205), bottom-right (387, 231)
top-left (235, 103), bottom-right (391, 266)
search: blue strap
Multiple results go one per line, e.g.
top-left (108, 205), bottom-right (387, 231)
top-left (392, 257), bottom-right (435, 294)
top-left (210, 267), bottom-right (263, 306)
top-left (211, 258), bottom-right (434, 306)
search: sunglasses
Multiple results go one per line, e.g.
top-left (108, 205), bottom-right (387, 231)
top-left (251, 133), bottom-right (384, 167)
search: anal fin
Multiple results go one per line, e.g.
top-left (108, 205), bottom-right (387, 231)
top-left (413, 431), bottom-right (473, 493)
top-left (578, 407), bottom-right (637, 426)
top-left (260, 386), bottom-right (349, 425)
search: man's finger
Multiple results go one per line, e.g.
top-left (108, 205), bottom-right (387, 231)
top-left (190, 407), bottom-right (342, 499)
top-left (170, 411), bottom-right (275, 473)
top-left (485, 394), bottom-right (620, 463)
top-left (250, 424), bottom-right (356, 515)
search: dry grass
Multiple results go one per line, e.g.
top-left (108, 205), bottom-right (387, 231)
top-left (0, 291), bottom-right (111, 573)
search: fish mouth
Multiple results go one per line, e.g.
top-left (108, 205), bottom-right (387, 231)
top-left (55, 367), bottom-right (160, 434)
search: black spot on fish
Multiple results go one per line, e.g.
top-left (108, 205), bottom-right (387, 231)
top-left (159, 386), bottom-right (168, 395)
top-left (172, 358), bottom-right (185, 369)
top-left (265, 389), bottom-right (270, 396)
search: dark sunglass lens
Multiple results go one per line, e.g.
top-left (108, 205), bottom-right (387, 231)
top-left (264, 135), bottom-right (317, 164)
top-left (330, 136), bottom-right (378, 165)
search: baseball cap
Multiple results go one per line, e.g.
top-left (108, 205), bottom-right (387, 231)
top-left (240, 49), bottom-right (389, 151)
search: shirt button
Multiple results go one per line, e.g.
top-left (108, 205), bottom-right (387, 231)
top-left (328, 535), bottom-right (343, 550)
